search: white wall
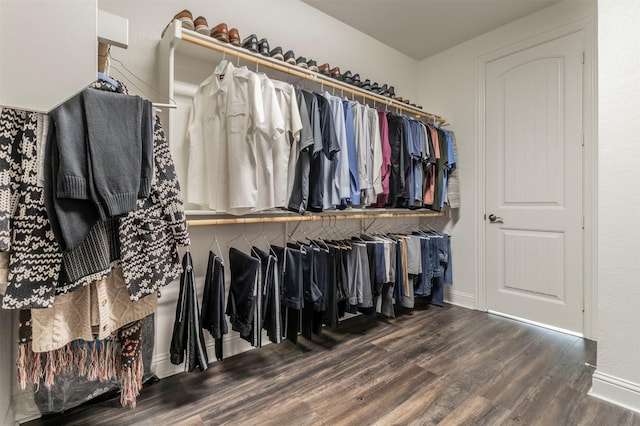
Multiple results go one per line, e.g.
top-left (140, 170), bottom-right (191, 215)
top-left (417, 0), bottom-right (596, 311)
top-left (96, 0), bottom-right (424, 378)
top-left (590, 0), bottom-right (640, 413)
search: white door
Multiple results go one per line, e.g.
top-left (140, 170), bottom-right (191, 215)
top-left (485, 31), bottom-right (584, 334)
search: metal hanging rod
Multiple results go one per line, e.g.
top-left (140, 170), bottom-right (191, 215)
top-left (174, 27), bottom-right (445, 124)
top-left (187, 211), bottom-right (445, 227)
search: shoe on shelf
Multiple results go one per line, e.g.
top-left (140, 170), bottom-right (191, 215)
top-left (360, 79), bottom-right (371, 90)
top-left (211, 23), bottom-right (229, 43)
top-left (331, 67), bottom-right (342, 80)
top-left (173, 10), bottom-right (194, 30)
top-left (307, 59), bottom-right (319, 72)
top-left (229, 28), bottom-right (241, 46)
top-left (370, 82), bottom-right (380, 92)
top-left (258, 38), bottom-right (270, 56)
top-left (296, 56), bottom-right (308, 68)
top-left (319, 63), bottom-right (331, 76)
top-left (351, 73), bottom-right (361, 87)
top-left (379, 84), bottom-right (389, 96)
top-left (194, 16), bottom-right (209, 35)
top-left (242, 34), bottom-right (258, 53)
top-left (342, 70), bottom-right (353, 84)
top-left (388, 86), bottom-right (396, 98)
top-left (270, 46), bottom-right (284, 61)
top-left (284, 50), bottom-right (296, 65)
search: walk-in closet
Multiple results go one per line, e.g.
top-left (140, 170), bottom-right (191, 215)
top-left (1, 0), bottom-right (639, 424)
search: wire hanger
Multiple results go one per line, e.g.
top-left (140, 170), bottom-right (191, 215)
top-left (209, 233), bottom-right (225, 265)
top-left (108, 53), bottom-right (177, 109)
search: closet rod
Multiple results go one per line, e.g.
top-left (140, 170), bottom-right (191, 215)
top-left (179, 31), bottom-right (445, 124)
top-left (187, 211), bottom-right (445, 227)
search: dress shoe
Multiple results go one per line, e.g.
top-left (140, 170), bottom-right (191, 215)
top-left (296, 56), bottom-right (308, 68)
top-left (307, 59), bottom-right (319, 72)
top-left (370, 82), bottom-right (380, 92)
top-left (388, 86), bottom-right (396, 98)
top-left (360, 79), bottom-right (371, 90)
top-left (351, 73), bottom-right (362, 87)
top-left (242, 34), bottom-right (258, 53)
top-left (194, 16), bottom-right (209, 35)
top-left (270, 46), bottom-right (284, 61)
top-left (173, 10), bottom-right (194, 30)
top-left (211, 23), bottom-right (229, 43)
top-left (342, 70), bottom-right (353, 84)
top-left (319, 63), bottom-right (331, 76)
top-left (284, 50), bottom-right (296, 65)
top-left (395, 97), bottom-right (405, 103)
top-left (330, 67), bottom-right (342, 80)
top-left (229, 28), bottom-right (241, 46)
top-left (258, 38), bottom-right (270, 56)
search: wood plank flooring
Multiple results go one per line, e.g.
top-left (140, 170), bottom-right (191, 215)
top-left (27, 302), bottom-right (640, 426)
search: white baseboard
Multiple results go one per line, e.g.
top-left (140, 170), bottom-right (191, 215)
top-left (443, 288), bottom-right (476, 309)
top-left (152, 334), bottom-right (268, 379)
top-left (590, 370), bottom-right (640, 414)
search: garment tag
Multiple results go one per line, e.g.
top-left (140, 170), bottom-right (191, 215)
top-left (214, 60), bottom-right (228, 75)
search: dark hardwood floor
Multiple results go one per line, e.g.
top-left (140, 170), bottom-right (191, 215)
top-left (28, 302), bottom-right (640, 425)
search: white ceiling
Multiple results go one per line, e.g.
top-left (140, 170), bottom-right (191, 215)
top-left (302, 0), bottom-right (563, 60)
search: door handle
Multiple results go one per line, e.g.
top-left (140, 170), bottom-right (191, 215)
top-left (488, 214), bottom-right (504, 224)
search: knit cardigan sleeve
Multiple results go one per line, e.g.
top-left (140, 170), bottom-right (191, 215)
top-left (151, 116), bottom-right (190, 246)
top-left (0, 107), bottom-right (11, 251)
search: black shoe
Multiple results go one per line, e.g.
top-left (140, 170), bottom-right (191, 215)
top-left (360, 79), bottom-right (371, 90)
top-left (342, 70), bottom-right (353, 84)
top-left (352, 73), bottom-right (361, 87)
top-left (307, 59), bottom-right (318, 72)
top-left (296, 56), bottom-right (308, 68)
top-left (270, 46), bottom-right (284, 61)
top-left (258, 38), bottom-right (270, 56)
top-left (242, 34), bottom-right (258, 53)
top-left (388, 86), bottom-right (396, 98)
top-left (379, 84), bottom-right (389, 96)
top-left (284, 50), bottom-right (296, 65)
top-left (370, 82), bottom-right (380, 92)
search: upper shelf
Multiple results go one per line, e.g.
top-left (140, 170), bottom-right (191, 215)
top-left (161, 21), bottom-right (446, 125)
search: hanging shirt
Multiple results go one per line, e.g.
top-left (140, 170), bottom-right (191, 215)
top-left (367, 106), bottom-right (383, 203)
top-left (376, 111), bottom-right (391, 207)
top-left (351, 101), bottom-right (370, 200)
top-left (247, 72), bottom-right (285, 214)
top-left (322, 92), bottom-right (350, 206)
top-left (315, 93), bottom-right (341, 211)
top-left (287, 87), bottom-right (316, 214)
top-left (424, 124), bottom-right (441, 208)
top-left (271, 80), bottom-right (303, 208)
top-left (342, 99), bottom-right (360, 206)
top-left (303, 90), bottom-right (327, 212)
top-left (185, 62), bottom-right (274, 213)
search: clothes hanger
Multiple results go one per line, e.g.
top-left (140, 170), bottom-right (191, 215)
top-left (209, 233), bottom-right (225, 265)
top-left (107, 53), bottom-right (177, 109)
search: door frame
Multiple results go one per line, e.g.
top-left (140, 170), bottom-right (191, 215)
top-left (476, 17), bottom-right (598, 339)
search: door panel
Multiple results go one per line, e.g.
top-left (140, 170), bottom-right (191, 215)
top-left (485, 31), bottom-right (583, 333)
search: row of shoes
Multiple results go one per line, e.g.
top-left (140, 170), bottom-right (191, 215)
top-left (168, 10), bottom-right (422, 109)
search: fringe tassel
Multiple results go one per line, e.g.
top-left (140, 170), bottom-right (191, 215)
top-left (77, 341), bottom-right (88, 377)
top-left (44, 349), bottom-right (56, 388)
top-left (119, 351), bottom-right (143, 409)
top-left (31, 350), bottom-right (42, 388)
top-left (87, 341), bottom-right (99, 381)
top-left (16, 342), bottom-right (28, 390)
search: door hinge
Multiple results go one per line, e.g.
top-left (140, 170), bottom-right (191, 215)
top-left (582, 51), bottom-right (585, 64)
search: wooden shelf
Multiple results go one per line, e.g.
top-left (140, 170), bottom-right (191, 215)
top-left (187, 210), bottom-right (445, 227)
top-left (161, 21), bottom-right (446, 125)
